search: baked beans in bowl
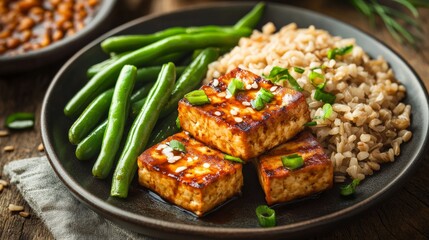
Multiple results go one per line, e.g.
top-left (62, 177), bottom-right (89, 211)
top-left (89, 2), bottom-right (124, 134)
top-left (0, 0), bottom-right (116, 74)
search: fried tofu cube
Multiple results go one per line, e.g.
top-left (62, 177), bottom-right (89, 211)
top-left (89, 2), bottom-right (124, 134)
top-left (255, 131), bottom-right (333, 205)
top-left (178, 67), bottom-right (310, 161)
top-left (137, 132), bottom-right (243, 217)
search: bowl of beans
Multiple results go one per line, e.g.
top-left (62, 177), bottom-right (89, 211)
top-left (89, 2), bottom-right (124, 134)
top-left (0, 0), bottom-right (116, 74)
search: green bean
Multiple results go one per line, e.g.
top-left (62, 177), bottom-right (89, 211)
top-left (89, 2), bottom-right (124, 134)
top-left (87, 52), bottom-right (130, 78)
top-left (92, 65), bottom-right (137, 179)
top-left (135, 66), bottom-right (186, 84)
top-left (101, 27), bottom-right (186, 54)
top-left (68, 89), bottom-right (114, 145)
top-left (88, 55), bottom-right (187, 79)
top-left (130, 83), bottom-right (154, 103)
top-left (131, 47), bottom-right (219, 118)
top-left (150, 52), bottom-right (188, 66)
top-left (75, 121), bottom-right (107, 161)
top-left (102, 26), bottom-right (246, 54)
top-left (234, 2), bottom-right (265, 29)
top-left (64, 30), bottom-right (250, 118)
top-left (147, 111), bottom-right (179, 147)
top-left (111, 62), bottom-right (176, 198)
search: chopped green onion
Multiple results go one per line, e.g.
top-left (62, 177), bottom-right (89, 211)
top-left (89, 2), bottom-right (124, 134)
top-left (168, 140), bottom-right (186, 153)
top-left (251, 97), bottom-right (265, 111)
top-left (322, 103), bottom-right (333, 119)
top-left (314, 88), bottom-right (336, 104)
top-left (5, 112), bottom-right (35, 130)
top-left (251, 88), bottom-right (274, 111)
top-left (309, 70), bottom-right (326, 89)
top-left (224, 154), bottom-right (245, 164)
top-left (184, 90), bottom-right (210, 105)
top-left (340, 178), bottom-right (361, 196)
top-left (263, 66), bottom-right (303, 91)
top-left (258, 88), bottom-right (274, 102)
top-left (263, 66), bottom-right (288, 83)
top-left (176, 117), bottom-right (181, 129)
top-left (294, 67), bottom-right (305, 74)
top-left (304, 121), bottom-right (317, 126)
top-left (327, 45), bottom-right (354, 59)
top-left (227, 78), bottom-right (245, 96)
top-left (281, 153), bottom-right (304, 170)
top-left (256, 205), bottom-right (276, 227)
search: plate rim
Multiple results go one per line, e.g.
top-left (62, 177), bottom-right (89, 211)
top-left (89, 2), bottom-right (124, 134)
top-left (41, 1), bottom-right (429, 238)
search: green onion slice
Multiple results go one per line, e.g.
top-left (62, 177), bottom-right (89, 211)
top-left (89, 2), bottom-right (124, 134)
top-left (5, 112), bottom-right (35, 130)
top-left (322, 103), bottom-right (333, 119)
top-left (304, 121), bottom-right (317, 126)
top-left (184, 90), bottom-right (210, 105)
top-left (227, 78), bottom-right (245, 96)
top-left (251, 97), bottom-right (265, 111)
top-left (327, 45), bottom-right (354, 59)
top-left (224, 154), bottom-right (245, 164)
top-left (263, 66), bottom-right (303, 92)
top-left (294, 67), bottom-right (305, 74)
top-left (176, 117), bottom-right (181, 129)
top-left (251, 88), bottom-right (274, 111)
top-left (256, 205), bottom-right (276, 227)
top-left (168, 140), bottom-right (186, 153)
top-left (340, 178), bottom-right (361, 196)
top-left (281, 153), bottom-right (304, 170)
top-left (314, 88), bottom-right (336, 104)
top-left (309, 70), bottom-right (326, 89)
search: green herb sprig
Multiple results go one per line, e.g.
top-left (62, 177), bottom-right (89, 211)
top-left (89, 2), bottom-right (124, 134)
top-left (350, 0), bottom-right (428, 45)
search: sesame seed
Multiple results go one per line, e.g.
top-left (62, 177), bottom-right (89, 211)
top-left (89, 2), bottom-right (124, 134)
top-left (0, 130), bottom-right (9, 137)
top-left (214, 111), bottom-right (221, 116)
top-left (156, 144), bottom-right (167, 150)
top-left (234, 117), bottom-right (243, 123)
top-left (162, 146), bottom-right (173, 153)
top-left (3, 146), bottom-right (14, 152)
top-left (217, 92), bottom-right (226, 98)
top-left (193, 156), bottom-right (198, 160)
top-left (184, 131), bottom-right (189, 135)
top-left (19, 211), bottom-right (30, 218)
top-left (225, 92), bottom-right (232, 99)
top-left (187, 157), bottom-right (193, 162)
top-left (37, 143), bottom-right (44, 152)
top-left (8, 204), bottom-right (24, 212)
top-left (230, 109), bottom-right (238, 116)
top-left (242, 101), bottom-right (251, 106)
top-left (212, 79), bottom-right (219, 87)
top-left (203, 163), bottom-right (210, 168)
top-left (168, 155), bottom-right (182, 163)
top-left (270, 86), bottom-right (278, 92)
top-left (251, 82), bottom-right (258, 89)
top-left (175, 166), bottom-right (187, 173)
top-left (245, 84), bottom-right (252, 90)
top-left (0, 180), bottom-right (9, 187)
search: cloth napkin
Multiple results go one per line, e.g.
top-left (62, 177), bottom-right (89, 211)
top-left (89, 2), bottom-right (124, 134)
top-left (3, 156), bottom-right (153, 240)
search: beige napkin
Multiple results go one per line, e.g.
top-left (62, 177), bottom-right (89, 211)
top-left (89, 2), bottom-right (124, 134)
top-left (3, 156), bottom-right (154, 240)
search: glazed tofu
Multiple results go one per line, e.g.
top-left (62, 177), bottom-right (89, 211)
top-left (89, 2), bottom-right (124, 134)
top-left (137, 132), bottom-right (243, 217)
top-left (255, 131), bottom-right (333, 205)
top-left (178, 67), bottom-right (310, 161)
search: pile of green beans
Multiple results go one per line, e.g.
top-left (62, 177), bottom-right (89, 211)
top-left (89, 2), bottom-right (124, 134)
top-left (64, 2), bottom-right (265, 198)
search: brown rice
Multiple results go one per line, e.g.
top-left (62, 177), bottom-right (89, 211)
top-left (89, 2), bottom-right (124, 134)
top-left (205, 23), bottom-right (412, 181)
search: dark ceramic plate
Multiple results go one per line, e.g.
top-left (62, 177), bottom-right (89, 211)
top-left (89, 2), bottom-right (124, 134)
top-left (41, 2), bottom-right (429, 239)
top-left (0, 0), bottom-right (116, 75)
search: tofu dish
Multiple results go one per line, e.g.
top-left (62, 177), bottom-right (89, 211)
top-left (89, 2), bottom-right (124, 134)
top-left (137, 67), bottom-right (333, 216)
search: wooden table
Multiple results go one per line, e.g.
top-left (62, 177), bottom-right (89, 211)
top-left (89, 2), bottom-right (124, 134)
top-left (1, 0), bottom-right (428, 239)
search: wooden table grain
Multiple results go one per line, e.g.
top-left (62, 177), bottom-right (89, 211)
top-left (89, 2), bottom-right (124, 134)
top-left (1, 0), bottom-right (428, 239)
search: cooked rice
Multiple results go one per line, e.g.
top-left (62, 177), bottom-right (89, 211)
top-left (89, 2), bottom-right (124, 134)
top-left (205, 23), bottom-right (412, 181)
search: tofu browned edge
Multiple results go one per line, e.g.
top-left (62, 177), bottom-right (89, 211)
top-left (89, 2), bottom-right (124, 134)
top-left (137, 132), bottom-right (243, 217)
top-left (255, 131), bottom-right (334, 205)
top-left (178, 67), bottom-right (310, 161)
